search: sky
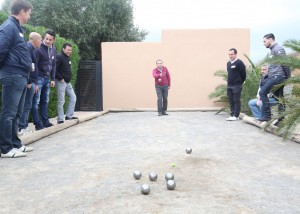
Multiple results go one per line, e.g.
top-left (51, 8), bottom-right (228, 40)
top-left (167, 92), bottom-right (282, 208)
top-left (1, 0), bottom-right (299, 63)
top-left (132, 0), bottom-right (300, 63)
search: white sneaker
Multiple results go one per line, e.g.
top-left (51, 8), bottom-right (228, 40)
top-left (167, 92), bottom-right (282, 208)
top-left (23, 127), bottom-right (33, 134)
top-left (1, 149), bottom-right (27, 158)
top-left (18, 129), bottom-right (25, 137)
top-left (226, 116), bottom-right (239, 121)
top-left (16, 146), bottom-right (34, 152)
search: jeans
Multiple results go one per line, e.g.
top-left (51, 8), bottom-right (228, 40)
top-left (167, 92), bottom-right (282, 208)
top-left (32, 77), bottom-right (50, 126)
top-left (19, 82), bottom-right (36, 130)
top-left (55, 80), bottom-right (77, 121)
top-left (155, 85), bottom-right (169, 113)
top-left (259, 75), bottom-right (285, 119)
top-left (0, 73), bottom-right (27, 154)
top-left (227, 84), bottom-right (242, 117)
top-left (248, 98), bottom-right (277, 119)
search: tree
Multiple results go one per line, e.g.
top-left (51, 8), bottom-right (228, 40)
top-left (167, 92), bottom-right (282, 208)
top-left (1, 0), bottom-right (148, 60)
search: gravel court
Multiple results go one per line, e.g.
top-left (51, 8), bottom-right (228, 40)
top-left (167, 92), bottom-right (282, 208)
top-left (0, 111), bottom-right (299, 213)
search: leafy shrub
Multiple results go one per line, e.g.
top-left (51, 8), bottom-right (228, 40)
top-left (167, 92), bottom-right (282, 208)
top-left (0, 12), bottom-right (80, 119)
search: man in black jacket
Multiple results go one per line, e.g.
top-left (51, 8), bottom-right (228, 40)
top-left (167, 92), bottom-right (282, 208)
top-left (55, 43), bottom-right (77, 124)
top-left (226, 48), bottom-right (246, 121)
top-left (32, 30), bottom-right (56, 130)
top-left (0, 0), bottom-right (34, 158)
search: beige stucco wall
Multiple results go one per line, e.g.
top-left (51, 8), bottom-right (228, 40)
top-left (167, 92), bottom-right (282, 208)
top-left (102, 28), bottom-right (250, 110)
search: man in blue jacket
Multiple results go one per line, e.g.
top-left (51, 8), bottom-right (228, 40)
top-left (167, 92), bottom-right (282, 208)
top-left (18, 32), bottom-right (42, 135)
top-left (31, 30), bottom-right (56, 130)
top-left (0, 0), bottom-right (34, 158)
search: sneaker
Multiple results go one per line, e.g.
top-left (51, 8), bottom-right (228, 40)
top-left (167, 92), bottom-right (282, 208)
top-left (226, 116), bottom-right (239, 121)
top-left (162, 112), bottom-right (168, 115)
top-left (1, 149), bottom-right (27, 158)
top-left (19, 127), bottom-right (33, 135)
top-left (44, 122), bottom-right (54, 128)
top-left (65, 116), bottom-right (78, 120)
top-left (24, 127), bottom-right (33, 134)
top-left (158, 113), bottom-right (163, 116)
top-left (18, 129), bottom-right (25, 137)
top-left (16, 146), bottom-right (34, 152)
top-left (57, 121), bottom-right (64, 124)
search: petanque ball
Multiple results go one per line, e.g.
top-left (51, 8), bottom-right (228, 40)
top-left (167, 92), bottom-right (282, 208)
top-left (165, 172), bottom-right (174, 181)
top-left (133, 170), bottom-right (142, 180)
top-left (149, 172), bottom-right (158, 181)
top-left (166, 180), bottom-right (176, 190)
top-left (141, 184), bottom-right (150, 195)
top-left (186, 148), bottom-right (192, 154)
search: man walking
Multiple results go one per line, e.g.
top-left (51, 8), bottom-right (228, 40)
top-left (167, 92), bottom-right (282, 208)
top-left (0, 0), bottom-right (34, 158)
top-left (32, 30), bottom-right (57, 130)
top-left (152, 59), bottom-right (171, 116)
top-left (55, 43), bottom-right (78, 124)
top-left (258, 33), bottom-right (287, 121)
top-left (18, 32), bottom-right (42, 135)
top-left (226, 48), bottom-right (246, 121)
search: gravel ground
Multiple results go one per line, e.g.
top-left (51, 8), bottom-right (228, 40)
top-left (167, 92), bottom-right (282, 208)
top-left (0, 112), bottom-right (299, 214)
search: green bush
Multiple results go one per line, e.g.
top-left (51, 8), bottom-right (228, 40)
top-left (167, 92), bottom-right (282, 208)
top-left (0, 13), bottom-right (80, 119)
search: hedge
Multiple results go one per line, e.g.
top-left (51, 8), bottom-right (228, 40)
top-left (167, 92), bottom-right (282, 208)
top-left (0, 12), bottom-right (80, 119)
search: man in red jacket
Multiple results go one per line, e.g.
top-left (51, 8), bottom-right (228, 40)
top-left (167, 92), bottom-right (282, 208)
top-left (152, 59), bottom-right (171, 116)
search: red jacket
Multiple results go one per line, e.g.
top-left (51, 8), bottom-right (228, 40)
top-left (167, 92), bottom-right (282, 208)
top-left (152, 66), bottom-right (171, 86)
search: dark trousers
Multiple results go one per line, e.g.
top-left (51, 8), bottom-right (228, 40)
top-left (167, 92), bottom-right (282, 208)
top-left (155, 85), bottom-right (169, 113)
top-left (227, 84), bottom-right (242, 117)
top-left (19, 83), bottom-right (36, 130)
top-left (0, 73), bottom-right (27, 154)
top-left (259, 75), bottom-right (285, 119)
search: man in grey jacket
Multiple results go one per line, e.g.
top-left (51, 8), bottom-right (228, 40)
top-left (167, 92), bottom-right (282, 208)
top-left (258, 33), bottom-right (287, 121)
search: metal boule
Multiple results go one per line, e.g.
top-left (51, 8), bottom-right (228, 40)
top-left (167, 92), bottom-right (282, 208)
top-left (149, 172), bottom-right (158, 181)
top-left (141, 184), bottom-right (150, 195)
top-left (133, 170), bottom-right (142, 180)
top-left (165, 172), bottom-right (174, 181)
top-left (166, 180), bottom-right (176, 190)
top-left (186, 148), bottom-right (192, 154)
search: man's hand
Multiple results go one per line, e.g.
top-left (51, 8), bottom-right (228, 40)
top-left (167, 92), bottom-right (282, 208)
top-left (35, 85), bottom-right (39, 94)
top-left (50, 80), bottom-right (55, 87)
top-left (27, 84), bottom-right (32, 89)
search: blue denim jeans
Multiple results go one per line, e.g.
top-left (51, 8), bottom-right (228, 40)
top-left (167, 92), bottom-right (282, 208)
top-left (248, 97), bottom-right (277, 119)
top-left (19, 82), bottom-right (36, 130)
top-left (259, 75), bottom-right (285, 119)
top-left (155, 85), bottom-right (169, 113)
top-left (0, 73), bottom-right (27, 154)
top-left (32, 77), bottom-right (50, 126)
top-left (55, 80), bottom-right (77, 121)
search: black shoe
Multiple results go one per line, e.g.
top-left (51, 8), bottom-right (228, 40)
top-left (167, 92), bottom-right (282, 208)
top-left (162, 112), bottom-right (168, 115)
top-left (257, 117), bottom-right (271, 122)
top-left (44, 122), bottom-right (54, 128)
top-left (35, 124), bottom-right (44, 131)
top-left (57, 121), bottom-right (64, 124)
top-left (65, 116), bottom-right (78, 120)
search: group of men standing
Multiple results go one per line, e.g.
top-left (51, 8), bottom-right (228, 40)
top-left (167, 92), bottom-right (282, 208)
top-left (0, 0), bottom-right (77, 158)
top-left (226, 33), bottom-right (289, 122)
